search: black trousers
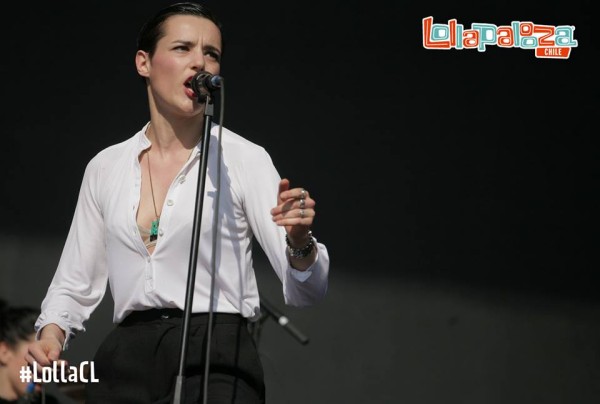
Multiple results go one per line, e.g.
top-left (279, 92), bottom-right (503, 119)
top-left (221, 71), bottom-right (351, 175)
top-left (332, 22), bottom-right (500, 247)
top-left (85, 309), bottom-right (265, 404)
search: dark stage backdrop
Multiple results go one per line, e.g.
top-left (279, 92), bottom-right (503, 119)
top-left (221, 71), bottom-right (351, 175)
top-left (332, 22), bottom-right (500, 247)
top-left (1, 1), bottom-right (597, 403)
top-left (2, 0), bottom-right (596, 292)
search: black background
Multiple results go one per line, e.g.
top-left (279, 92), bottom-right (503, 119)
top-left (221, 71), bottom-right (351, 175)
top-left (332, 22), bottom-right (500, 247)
top-left (2, 0), bottom-right (596, 295)
top-left (1, 1), bottom-right (598, 403)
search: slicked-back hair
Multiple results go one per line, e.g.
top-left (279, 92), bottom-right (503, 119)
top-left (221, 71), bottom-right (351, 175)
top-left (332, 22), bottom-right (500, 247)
top-left (137, 2), bottom-right (223, 56)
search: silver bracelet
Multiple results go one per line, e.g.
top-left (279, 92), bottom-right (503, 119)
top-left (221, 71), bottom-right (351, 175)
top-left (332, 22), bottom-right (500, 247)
top-left (286, 231), bottom-right (315, 259)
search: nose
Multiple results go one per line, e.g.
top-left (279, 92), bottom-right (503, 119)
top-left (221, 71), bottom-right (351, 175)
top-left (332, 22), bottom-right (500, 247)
top-left (191, 48), bottom-right (206, 72)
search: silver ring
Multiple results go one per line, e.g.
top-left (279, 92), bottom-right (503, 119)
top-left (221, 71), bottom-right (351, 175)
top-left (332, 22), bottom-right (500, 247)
top-left (300, 209), bottom-right (305, 219)
top-left (299, 198), bottom-right (305, 209)
top-left (300, 189), bottom-right (306, 200)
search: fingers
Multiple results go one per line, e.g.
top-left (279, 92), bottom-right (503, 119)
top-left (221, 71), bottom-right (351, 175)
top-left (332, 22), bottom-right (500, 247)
top-left (27, 340), bottom-right (69, 381)
top-left (278, 185), bottom-right (309, 202)
top-left (271, 200), bottom-right (316, 225)
top-left (25, 353), bottom-right (37, 366)
top-left (274, 196), bottom-right (315, 212)
top-left (277, 178), bottom-right (290, 205)
top-left (27, 340), bottom-right (62, 367)
top-left (272, 208), bottom-right (315, 224)
top-left (48, 345), bottom-right (61, 362)
top-left (272, 180), bottom-right (317, 225)
top-left (27, 342), bottom-right (50, 366)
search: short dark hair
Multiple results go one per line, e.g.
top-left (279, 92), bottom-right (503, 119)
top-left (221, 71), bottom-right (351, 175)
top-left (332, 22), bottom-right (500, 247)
top-left (0, 299), bottom-right (39, 348)
top-left (137, 2), bottom-right (223, 56)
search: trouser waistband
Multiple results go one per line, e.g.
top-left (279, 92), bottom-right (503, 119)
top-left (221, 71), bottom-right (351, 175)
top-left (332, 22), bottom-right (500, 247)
top-left (120, 308), bottom-right (244, 326)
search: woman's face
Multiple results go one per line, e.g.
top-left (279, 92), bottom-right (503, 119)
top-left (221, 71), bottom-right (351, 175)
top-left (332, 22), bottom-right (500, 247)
top-left (136, 15), bottom-right (222, 118)
top-left (1, 336), bottom-right (36, 399)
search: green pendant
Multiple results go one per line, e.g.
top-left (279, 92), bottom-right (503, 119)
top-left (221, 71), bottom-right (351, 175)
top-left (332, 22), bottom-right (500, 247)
top-left (150, 218), bottom-right (159, 242)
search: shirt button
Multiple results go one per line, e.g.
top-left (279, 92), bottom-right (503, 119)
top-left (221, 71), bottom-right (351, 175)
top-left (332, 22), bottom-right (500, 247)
top-left (159, 229), bottom-right (164, 236)
top-left (147, 257), bottom-right (151, 263)
top-left (178, 175), bottom-right (186, 184)
top-left (167, 199), bottom-right (174, 206)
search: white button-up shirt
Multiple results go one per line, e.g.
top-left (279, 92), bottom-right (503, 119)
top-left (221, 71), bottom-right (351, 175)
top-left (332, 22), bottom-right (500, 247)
top-left (35, 123), bottom-right (329, 346)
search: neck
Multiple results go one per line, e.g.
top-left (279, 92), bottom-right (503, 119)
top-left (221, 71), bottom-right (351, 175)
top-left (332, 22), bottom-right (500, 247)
top-left (146, 115), bottom-right (205, 158)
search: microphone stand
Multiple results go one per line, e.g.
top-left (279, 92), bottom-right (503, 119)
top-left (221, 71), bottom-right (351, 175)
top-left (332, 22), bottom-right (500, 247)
top-left (173, 93), bottom-right (214, 404)
top-left (253, 295), bottom-right (310, 346)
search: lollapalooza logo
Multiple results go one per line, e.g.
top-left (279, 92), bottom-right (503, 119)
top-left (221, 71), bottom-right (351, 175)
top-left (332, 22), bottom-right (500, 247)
top-left (422, 16), bottom-right (578, 59)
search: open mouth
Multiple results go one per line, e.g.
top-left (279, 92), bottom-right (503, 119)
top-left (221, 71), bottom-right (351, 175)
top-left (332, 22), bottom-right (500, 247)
top-left (184, 75), bottom-right (208, 103)
top-left (184, 76), bottom-right (194, 90)
top-left (184, 76), bottom-right (198, 98)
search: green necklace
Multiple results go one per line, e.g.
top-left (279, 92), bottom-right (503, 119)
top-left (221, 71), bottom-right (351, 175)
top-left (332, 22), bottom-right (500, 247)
top-left (147, 151), bottom-right (160, 242)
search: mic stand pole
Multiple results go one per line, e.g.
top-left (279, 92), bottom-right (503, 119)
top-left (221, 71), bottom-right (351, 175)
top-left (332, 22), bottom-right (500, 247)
top-left (173, 94), bottom-right (214, 404)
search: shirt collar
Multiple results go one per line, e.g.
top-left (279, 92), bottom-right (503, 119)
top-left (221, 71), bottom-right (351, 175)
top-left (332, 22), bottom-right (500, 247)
top-left (136, 121), bottom-right (152, 154)
top-left (135, 121), bottom-right (202, 161)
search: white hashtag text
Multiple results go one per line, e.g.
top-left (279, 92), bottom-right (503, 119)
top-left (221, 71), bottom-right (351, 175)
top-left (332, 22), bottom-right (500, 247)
top-left (19, 361), bottom-right (99, 384)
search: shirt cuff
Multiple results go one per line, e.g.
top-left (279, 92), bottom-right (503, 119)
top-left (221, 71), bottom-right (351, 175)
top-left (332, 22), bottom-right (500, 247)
top-left (289, 266), bottom-right (313, 282)
top-left (35, 311), bottom-right (81, 351)
top-left (288, 249), bottom-right (320, 282)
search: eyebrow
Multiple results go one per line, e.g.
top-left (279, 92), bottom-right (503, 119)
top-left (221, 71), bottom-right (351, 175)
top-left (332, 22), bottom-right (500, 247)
top-left (172, 40), bottom-right (221, 55)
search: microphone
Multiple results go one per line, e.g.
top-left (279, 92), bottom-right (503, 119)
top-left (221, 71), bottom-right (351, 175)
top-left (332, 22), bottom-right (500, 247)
top-left (190, 71), bottom-right (223, 96)
top-left (259, 295), bottom-right (309, 345)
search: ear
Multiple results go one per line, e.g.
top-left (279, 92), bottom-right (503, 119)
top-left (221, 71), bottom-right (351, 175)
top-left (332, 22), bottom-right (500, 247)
top-left (0, 341), bottom-right (13, 366)
top-left (135, 50), bottom-right (151, 78)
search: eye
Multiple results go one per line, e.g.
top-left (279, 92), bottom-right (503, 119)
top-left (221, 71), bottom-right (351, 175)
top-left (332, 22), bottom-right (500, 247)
top-left (205, 50), bottom-right (221, 62)
top-left (174, 45), bottom-right (189, 52)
